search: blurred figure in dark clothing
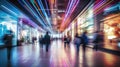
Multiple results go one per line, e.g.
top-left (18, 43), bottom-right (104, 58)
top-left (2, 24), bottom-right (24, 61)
top-left (44, 32), bottom-right (51, 52)
top-left (74, 33), bottom-right (81, 52)
top-left (39, 35), bottom-right (44, 48)
top-left (81, 31), bottom-right (89, 52)
top-left (66, 34), bottom-right (71, 47)
top-left (93, 31), bottom-right (104, 51)
top-left (32, 37), bottom-right (35, 44)
top-left (32, 36), bottom-right (37, 44)
top-left (3, 30), bottom-right (14, 61)
top-left (64, 35), bottom-right (67, 48)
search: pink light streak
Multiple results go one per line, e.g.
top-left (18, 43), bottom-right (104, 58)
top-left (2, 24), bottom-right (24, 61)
top-left (61, 0), bottom-right (80, 28)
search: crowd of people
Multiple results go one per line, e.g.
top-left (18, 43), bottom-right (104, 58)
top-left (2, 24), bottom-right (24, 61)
top-left (2, 30), bottom-right (104, 61)
top-left (64, 31), bottom-right (104, 52)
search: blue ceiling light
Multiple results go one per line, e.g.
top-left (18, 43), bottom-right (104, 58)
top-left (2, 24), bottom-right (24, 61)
top-left (37, 0), bottom-right (53, 33)
top-left (37, 0), bottom-right (52, 28)
top-left (30, 0), bottom-right (48, 26)
top-left (44, 0), bottom-right (51, 17)
top-left (19, 0), bottom-right (46, 27)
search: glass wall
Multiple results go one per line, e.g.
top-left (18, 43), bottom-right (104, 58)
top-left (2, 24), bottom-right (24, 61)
top-left (0, 10), bottom-right (18, 46)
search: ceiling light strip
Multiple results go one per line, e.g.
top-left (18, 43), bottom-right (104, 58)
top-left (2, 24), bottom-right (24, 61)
top-left (34, 0), bottom-right (46, 18)
top-left (45, 0), bottom-right (51, 16)
top-left (37, 0), bottom-right (52, 28)
top-left (61, 0), bottom-right (79, 27)
top-left (94, 0), bottom-right (114, 16)
top-left (71, 0), bottom-right (80, 12)
top-left (60, 0), bottom-right (93, 31)
top-left (30, 0), bottom-right (48, 26)
top-left (63, 0), bottom-right (74, 23)
top-left (37, 0), bottom-right (53, 33)
top-left (20, 0), bottom-right (46, 27)
top-left (63, 0), bottom-right (80, 26)
top-left (1, 5), bottom-right (17, 16)
top-left (93, 0), bottom-right (105, 10)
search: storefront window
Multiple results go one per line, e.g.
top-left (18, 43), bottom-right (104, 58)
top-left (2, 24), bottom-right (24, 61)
top-left (0, 19), bottom-right (17, 46)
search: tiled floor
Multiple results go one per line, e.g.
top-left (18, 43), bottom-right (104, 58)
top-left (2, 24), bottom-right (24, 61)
top-left (0, 39), bottom-right (120, 67)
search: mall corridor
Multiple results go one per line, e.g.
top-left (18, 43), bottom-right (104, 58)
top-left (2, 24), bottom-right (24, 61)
top-left (0, 0), bottom-right (120, 67)
top-left (0, 40), bottom-right (120, 67)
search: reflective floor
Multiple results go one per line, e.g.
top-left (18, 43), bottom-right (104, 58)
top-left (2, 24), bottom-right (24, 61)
top-left (0, 40), bottom-right (120, 67)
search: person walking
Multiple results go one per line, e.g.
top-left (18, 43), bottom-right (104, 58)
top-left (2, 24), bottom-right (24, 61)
top-left (81, 31), bottom-right (89, 52)
top-left (74, 33), bottom-right (81, 52)
top-left (44, 32), bottom-right (51, 52)
top-left (64, 35), bottom-right (67, 48)
top-left (3, 30), bottom-right (14, 61)
top-left (66, 34), bottom-right (71, 47)
top-left (92, 31), bottom-right (104, 51)
top-left (39, 35), bottom-right (44, 47)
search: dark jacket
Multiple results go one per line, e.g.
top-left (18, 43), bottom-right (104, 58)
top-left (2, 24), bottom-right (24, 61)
top-left (44, 34), bottom-right (51, 44)
top-left (81, 33), bottom-right (88, 45)
top-left (3, 34), bottom-right (13, 47)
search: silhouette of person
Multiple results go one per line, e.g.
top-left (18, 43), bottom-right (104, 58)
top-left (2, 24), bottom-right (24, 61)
top-left (66, 34), bottom-right (71, 47)
top-left (74, 33), bottom-right (81, 52)
top-left (81, 31), bottom-right (89, 52)
top-left (39, 35), bottom-right (43, 48)
top-left (44, 32), bottom-right (51, 52)
top-left (3, 30), bottom-right (14, 61)
top-left (93, 31), bottom-right (104, 51)
top-left (64, 35), bottom-right (67, 48)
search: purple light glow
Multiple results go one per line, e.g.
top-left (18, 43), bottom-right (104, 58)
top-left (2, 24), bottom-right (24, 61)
top-left (19, 18), bottom-right (45, 32)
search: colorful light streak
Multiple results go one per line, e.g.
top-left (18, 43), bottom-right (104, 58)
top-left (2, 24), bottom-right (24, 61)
top-left (71, 0), bottom-right (80, 12)
top-left (63, 0), bottom-right (74, 23)
top-left (37, 0), bottom-right (52, 28)
top-left (45, 0), bottom-right (50, 16)
top-left (93, 0), bottom-right (114, 16)
top-left (60, 0), bottom-right (80, 31)
top-left (30, 0), bottom-right (48, 25)
top-left (63, 0), bottom-right (80, 26)
top-left (93, 0), bottom-right (105, 9)
top-left (60, 0), bottom-right (93, 32)
top-left (34, 0), bottom-right (46, 19)
top-left (1, 5), bottom-right (17, 17)
top-left (1, 0), bottom-right (45, 32)
top-left (18, 0), bottom-right (51, 32)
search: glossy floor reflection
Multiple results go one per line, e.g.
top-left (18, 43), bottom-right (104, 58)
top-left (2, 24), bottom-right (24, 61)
top-left (0, 40), bottom-right (120, 67)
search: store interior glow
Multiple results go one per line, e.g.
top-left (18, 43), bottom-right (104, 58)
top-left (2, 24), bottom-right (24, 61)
top-left (21, 18), bottom-right (45, 32)
top-left (74, 1), bottom-right (93, 22)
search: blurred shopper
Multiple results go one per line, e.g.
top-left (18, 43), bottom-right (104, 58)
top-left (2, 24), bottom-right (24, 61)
top-left (74, 33), bottom-right (81, 52)
top-left (44, 32), bottom-right (51, 52)
top-left (32, 37), bottom-right (35, 44)
top-left (39, 35), bottom-right (43, 48)
top-left (93, 31), bottom-right (104, 51)
top-left (66, 34), bottom-right (71, 47)
top-left (64, 35), bottom-right (67, 48)
top-left (3, 30), bottom-right (14, 61)
top-left (81, 31), bottom-right (89, 52)
top-left (32, 36), bottom-right (37, 44)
